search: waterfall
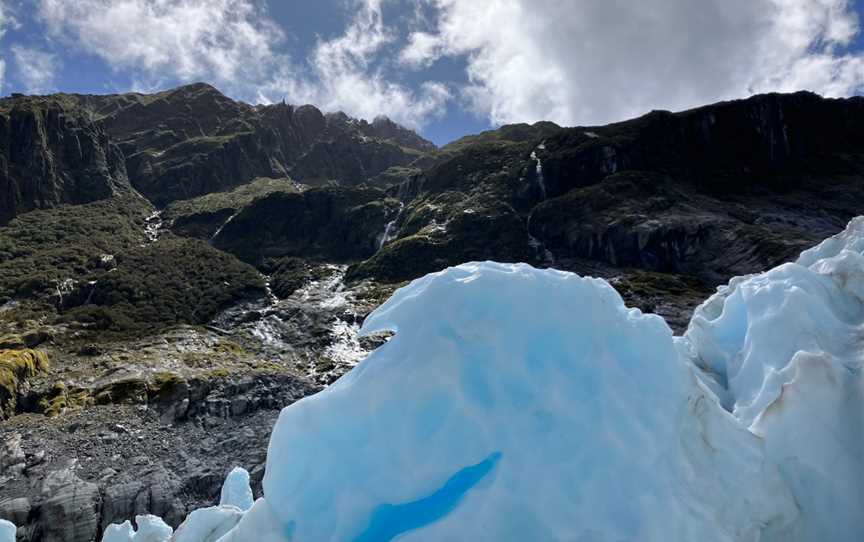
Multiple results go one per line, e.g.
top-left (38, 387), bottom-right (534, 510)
top-left (528, 234), bottom-right (555, 265)
top-left (527, 211), bottom-right (555, 265)
top-left (211, 211), bottom-right (240, 241)
top-left (530, 148), bottom-right (547, 200)
top-left (143, 210), bottom-right (164, 245)
top-left (377, 203), bottom-right (405, 250)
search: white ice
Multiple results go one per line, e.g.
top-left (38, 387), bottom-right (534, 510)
top-left (172, 505), bottom-right (244, 542)
top-left (0, 520), bottom-right (15, 542)
top-left (220, 467), bottom-right (253, 512)
top-left (680, 216), bottom-right (864, 541)
top-left (95, 217), bottom-right (864, 541)
top-left (101, 515), bottom-right (173, 542)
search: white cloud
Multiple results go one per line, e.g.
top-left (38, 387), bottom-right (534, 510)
top-left (261, 0), bottom-right (450, 129)
top-left (30, 0), bottom-right (860, 132)
top-left (37, 0), bottom-right (286, 88)
top-left (0, 1), bottom-right (19, 94)
top-left (35, 0), bottom-right (449, 130)
top-left (399, 31), bottom-right (444, 68)
top-left (11, 46), bottom-right (58, 93)
top-left (0, 1), bottom-right (21, 39)
top-left (407, 0), bottom-right (864, 126)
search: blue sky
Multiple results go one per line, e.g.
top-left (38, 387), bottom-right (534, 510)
top-left (1, 0), bottom-right (863, 146)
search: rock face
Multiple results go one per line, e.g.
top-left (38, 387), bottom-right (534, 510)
top-left (536, 91), bottom-right (864, 198)
top-left (1, 372), bottom-right (319, 542)
top-left (351, 92), bottom-right (864, 286)
top-left (0, 99), bottom-right (128, 224)
top-left (360, 115), bottom-right (437, 152)
top-left (36, 466), bottom-right (101, 542)
top-left (71, 83), bottom-right (435, 206)
top-left (0, 433), bottom-right (26, 480)
top-left (213, 187), bottom-right (401, 264)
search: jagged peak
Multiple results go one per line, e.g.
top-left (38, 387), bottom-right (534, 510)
top-left (318, 110), bottom-right (435, 151)
top-left (164, 81), bottom-right (223, 96)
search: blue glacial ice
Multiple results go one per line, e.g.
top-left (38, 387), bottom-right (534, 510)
top-left (0, 520), bottom-right (15, 542)
top-left (101, 514), bottom-right (173, 542)
top-left (220, 467), bottom-right (254, 512)
top-left (57, 217), bottom-right (864, 540)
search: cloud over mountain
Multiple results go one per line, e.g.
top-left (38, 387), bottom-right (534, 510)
top-left (1, 0), bottom-right (862, 134)
top-left (402, 0), bottom-right (864, 126)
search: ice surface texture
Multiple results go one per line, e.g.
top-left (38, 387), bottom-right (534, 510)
top-left (0, 520), bottom-right (15, 542)
top-left (220, 467), bottom-right (254, 512)
top-left (682, 216), bottom-right (864, 541)
top-left (250, 262), bottom-right (795, 541)
top-left (101, 515), bottom-right (173, 542)
top-left (79, 217), bottom-right (864, 541)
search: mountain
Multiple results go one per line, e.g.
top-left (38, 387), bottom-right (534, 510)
top-left (0, 96), bottom-right (129, 224)
top-left (0, 83), bottom-right (434, 216)
top-left (0, 85), bottom-right (863, 541)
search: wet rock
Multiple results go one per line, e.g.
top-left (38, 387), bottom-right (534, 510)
top-left (99, 480), bottom-right (145, 532)
top-left (0, 496), bottom-right (30, 526)
top-left (0, 433), bottom-right (25, 479)
top-left (25, 450), bottom-right (45, 469)
top-left (36, 466), bottom-right (101, 542)
top-left (76, 345), bottom-right (102, 357)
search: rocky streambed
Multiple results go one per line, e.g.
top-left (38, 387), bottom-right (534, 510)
top-left (0, 265), bottom-right (396, 542)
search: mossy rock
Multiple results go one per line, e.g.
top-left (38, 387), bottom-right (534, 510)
top-left (149, 372), bottom-right (188, 403)
top-left (170, 207), bottom-right (237, 240)
top-left (0, 330), bottom-right (53, 350)
top-left (164, 177), bottom-right (300, 240)
top-left (0, 348), bottom-right (50, 418)
top-left (0, 335), bottom-right (25, 349)
top-left (152, 371), bottom-right (185, 388)
top-left (213, 341), bottom-right (245, 356)
top-left (39, 381), bottom-right (91, 417)
top-left (612, 272), bottom-right (708, 299)
top-left (94, 377), bottom-right (148, 405)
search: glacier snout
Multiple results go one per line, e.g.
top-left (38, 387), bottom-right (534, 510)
top-left (237, 263), bottom-right (799, 540)
top-left (86, 216), bottom-right (864, 541)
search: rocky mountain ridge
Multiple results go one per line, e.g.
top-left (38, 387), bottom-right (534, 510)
top-left (0, 99), bottom-right (128, 225)
top-left (0, 83), bottom-right (433, 218)
top-left (1, 85), bottom-right (863, 541)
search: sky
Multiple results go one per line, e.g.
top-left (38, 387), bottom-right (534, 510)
top-left (0, 0), bottom-right (863, 146)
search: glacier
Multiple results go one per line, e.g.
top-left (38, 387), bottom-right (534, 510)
top-left (28, 217), bottom-right (864, 540)
top-left (0, 520), bottom-right (14, 542)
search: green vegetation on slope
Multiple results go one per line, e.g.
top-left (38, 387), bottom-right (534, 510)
top-left (0, 194), bottom-right (151, 298)
top-left (64, 236), bottom-right (265, 330)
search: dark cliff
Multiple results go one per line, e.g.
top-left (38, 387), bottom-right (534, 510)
top-left (0, 99), bottom-right (128, 225)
